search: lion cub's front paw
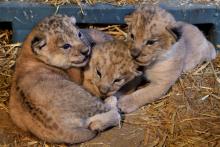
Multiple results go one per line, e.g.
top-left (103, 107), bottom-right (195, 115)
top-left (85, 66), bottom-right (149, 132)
top-left (118, 95), bottom-right (139, 114)
top-left (88, 96), bottom-right (120, 131)
top-left (88, 110), bottom-right (121, 131)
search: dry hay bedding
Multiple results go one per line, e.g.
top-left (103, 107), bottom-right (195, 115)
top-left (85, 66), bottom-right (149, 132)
top-left (0, 1), bottom-right (220, 146)
top-left (0, 23), bottom-right (220, 147)
top-left (4, 0), bottom-right (220, 6)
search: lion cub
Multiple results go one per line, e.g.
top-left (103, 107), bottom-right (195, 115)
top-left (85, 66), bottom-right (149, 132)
top-left (9, 15), bottom-right (120, 144)
top-left (83, 40), bottom-right (142, 98)
top-left (118, 5), bottom-right (216, 113)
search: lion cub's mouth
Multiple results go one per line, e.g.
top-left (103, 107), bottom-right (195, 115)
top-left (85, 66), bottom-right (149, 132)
top-left (70, 47), bottom-right (91, 67)
top-left (135, 55), bottom-right (157, 66)
top-left (71, 55), bottom-right (90, 67)
top-left (99, 91), bottom-right (116, 98)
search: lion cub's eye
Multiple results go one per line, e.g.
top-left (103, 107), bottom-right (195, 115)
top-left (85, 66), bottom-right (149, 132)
top-left (130, 33), bottom-right (135, 40)
top-left (113, 79), bottom-right (121, 83)
top-left (113, 78), bottom-right (123, 83)
top-left (96, 69), bottom-right (102, 78)
top-left (62, 44), bottom-right (72, 49)
top-left (78, 32), bottom-right (83, 39)
top-left (145, 39), bottom-right (158, 46)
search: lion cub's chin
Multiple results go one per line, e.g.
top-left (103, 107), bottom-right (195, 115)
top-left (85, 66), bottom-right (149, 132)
top-left (71, 57), bottom-right (90, 67)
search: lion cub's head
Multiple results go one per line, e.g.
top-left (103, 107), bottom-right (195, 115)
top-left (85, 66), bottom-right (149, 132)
top-left (83, 40), bottom-right (142, 98)
top-left (125, 5), bottom-right (177, 66)
top-left (26, 15), bottom-right (92, 69)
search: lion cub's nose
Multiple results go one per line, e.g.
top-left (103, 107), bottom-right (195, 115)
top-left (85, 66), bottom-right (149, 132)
top-left (99, 85), bottom-right (110, 95)
top-left (131, 48), bottom-right (141, 58)
top-left (80, 48), bottom-right (90, 55)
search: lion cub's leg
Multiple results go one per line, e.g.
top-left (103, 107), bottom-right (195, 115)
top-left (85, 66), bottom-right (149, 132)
top-left (118, 43), bottom-right (186, 113)
top-left (87, 96), bottom-right (121, 131)
top-left (118, 62), bottom-right (182, 113)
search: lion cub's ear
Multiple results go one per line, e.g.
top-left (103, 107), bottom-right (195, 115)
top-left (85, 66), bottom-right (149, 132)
top-left (70, 16), bottom-right (76, 24)
top-left (31, 35), bottom-right (46, 55)
top-left (125, 12), bottom-right (144, 27)
top-left (124, 14), bottom-right (133, 25)
top-left (165, 26), bottom-right (182, 42)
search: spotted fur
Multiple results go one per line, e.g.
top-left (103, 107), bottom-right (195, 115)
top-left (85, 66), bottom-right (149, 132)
top-left (83, 40), bottom-right (142, 98)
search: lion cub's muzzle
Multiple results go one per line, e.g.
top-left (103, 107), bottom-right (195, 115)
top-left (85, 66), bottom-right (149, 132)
top-left (130, 48), bottom-right (141, 58)
top-left (99, 85), bottom-right (117, 98)
top-left (69, 46), bottom-right (91, 67)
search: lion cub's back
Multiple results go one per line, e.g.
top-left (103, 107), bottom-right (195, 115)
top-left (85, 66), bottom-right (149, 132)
top-left (175, 22), bottom-right (216, 72)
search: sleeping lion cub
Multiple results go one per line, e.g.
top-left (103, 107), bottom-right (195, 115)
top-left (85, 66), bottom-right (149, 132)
top-left (83, 40), bottom-right (142, 98)
top-left (118, 5), bottom-right (216, 113)
top-left (9, 15), bottom-right (120, 144)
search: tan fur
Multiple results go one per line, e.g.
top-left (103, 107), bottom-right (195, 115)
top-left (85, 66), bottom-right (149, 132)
top-left (125, 5), bottom-right (177, 66)
top-left (83, 40), bottom-right (141, 98)
top-left (67, 28), bottom-right (113, 84)
top-left (9, 15), bottom-right (120, 144)
top-left (118, 6), bottom-right (216, 113)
